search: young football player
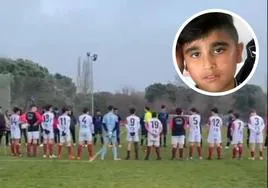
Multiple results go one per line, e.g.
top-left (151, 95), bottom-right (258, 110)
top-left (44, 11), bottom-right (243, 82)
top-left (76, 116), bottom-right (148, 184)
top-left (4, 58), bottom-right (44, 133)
top-left (158, 105), bottom-right (169, 148)
top-left (42, 104), bottom-right (56, 159)
top-left (188, 108), bottom-right (202, 160)
top-left (77, 108), bottom-right (94, 161)
top-left (10, 107), bottom-right (22, 157)
top-left (57, 107), bottom-right (75, 160)
top-left (207, 108), bottom-right (223, 160)
top-left (93, 110), bottom-right (104, 145)
top-left (248, 110), bottom-right (265, 160)
top-left (176, 12), bottom-right (244, 92)
top-left (100, 105), bottom-right (120, 160)
top-left (230, 113), bottom-right (244, 159)
top-left (144, 112), bottom-right (163, 160)
top-left (125, 107), bottom-right (140, 160)
top-left (170, 108), bottom-right (187, 160)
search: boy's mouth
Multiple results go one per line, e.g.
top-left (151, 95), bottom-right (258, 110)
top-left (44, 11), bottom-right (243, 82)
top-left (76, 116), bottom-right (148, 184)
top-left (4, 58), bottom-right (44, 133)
top-left (203, 74), bottom-right (220, 82)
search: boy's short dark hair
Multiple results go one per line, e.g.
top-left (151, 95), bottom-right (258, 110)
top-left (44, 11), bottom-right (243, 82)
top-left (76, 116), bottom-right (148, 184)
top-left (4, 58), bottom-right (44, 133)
top-left (83, 107), bottom-right (89, 114)
top-left (161, 105), bottom-right (166, 109)
top-left (190, 107), bottom-right (197, 113)
top-left (177, 12), bottom-right (239, 47)
top-left (233, 113), bottom-right (240, 119)
top-left (211, 107), bottom-right (218, 114)
top-left (107, 105), bottom-right (113, 111)
top-left (13, 107), bottom-right (20, 113)
top-left (129, 108), bottom-right (136, 114)
top-left (176, 107), bottom-right (182, 115)
top-left (62, 106), bottom-right (68, 113)
top-left (227, 110), bottom-right (233, 114)
top-left (44, 104), bottom-right (52, 111)
top-left (114, 107), bottom-right (118, 111)
top-left (152, 112), bottom-right (157, 118)
top-left (145, 106), bottom-right (150, 111)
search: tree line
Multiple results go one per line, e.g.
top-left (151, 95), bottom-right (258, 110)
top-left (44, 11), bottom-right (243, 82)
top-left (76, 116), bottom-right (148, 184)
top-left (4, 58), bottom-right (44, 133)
top-left (0, 57), bottom-right (266, 121)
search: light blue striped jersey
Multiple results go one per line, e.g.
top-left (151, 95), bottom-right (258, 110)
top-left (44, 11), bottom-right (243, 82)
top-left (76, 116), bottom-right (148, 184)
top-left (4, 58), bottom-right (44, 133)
top-left (102, 111), bottom-right (118, 136)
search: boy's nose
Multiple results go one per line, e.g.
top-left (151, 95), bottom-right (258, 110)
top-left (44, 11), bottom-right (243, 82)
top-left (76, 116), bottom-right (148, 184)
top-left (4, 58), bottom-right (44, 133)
top-left (202, 54), bottom-right (216, 69)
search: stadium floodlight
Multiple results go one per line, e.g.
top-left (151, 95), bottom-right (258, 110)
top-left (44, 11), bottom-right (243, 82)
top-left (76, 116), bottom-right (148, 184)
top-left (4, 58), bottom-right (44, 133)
top-left (86, 52), bottom-right (98, 116)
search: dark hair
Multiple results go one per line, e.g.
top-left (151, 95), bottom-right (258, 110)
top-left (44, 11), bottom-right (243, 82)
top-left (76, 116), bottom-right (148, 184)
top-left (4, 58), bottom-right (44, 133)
top-left (176, 108), bottom-right (182, 115)
top-left (62, 106), bottom-right (68, 114)
top-left (145, 106), bottom-right (150, 111)
top-left (107, 105), bottom-right (113, 111)
top-left (114, 107), bottom-right (118, 111)
top-left (152, 112), bottom-right (157, 118)
top-left (30, 104), bottom-right (37, 108)
top-left (177, 12), bottom-right (238, 47)
top-left (83, 107), bottom-right (89, 114)
top-left (190, 108), bottom-right (198, 113)
top-left (44, 104), bottom-right (52, 111)
top-left (161, 105), bottom-right (166, 109)
top-left (227, 110), bottom-right (233, 114)
top-left (129, 108), bottom-right (136, 114)
top-left (211, 107), bottom-right (218, 114)
top-left (233, 113), bottom-right (240, 119)
top-left (13, 107), bottom-right (20, 113)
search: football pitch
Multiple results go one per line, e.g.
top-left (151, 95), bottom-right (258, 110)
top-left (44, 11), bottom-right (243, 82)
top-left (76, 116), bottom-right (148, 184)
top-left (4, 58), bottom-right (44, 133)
top-left (0, 129), bottom-right (267, 188)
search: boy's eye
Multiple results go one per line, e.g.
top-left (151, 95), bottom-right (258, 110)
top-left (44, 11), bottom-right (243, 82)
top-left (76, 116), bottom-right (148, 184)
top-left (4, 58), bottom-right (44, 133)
top-left (214, 48), bottom-right (225, 54)
top-left (190, 52), bottom-right (200, 58)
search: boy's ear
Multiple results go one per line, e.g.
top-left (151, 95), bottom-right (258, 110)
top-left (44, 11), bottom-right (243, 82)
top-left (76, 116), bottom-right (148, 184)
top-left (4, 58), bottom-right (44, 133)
top-left (236, 42), bottom-right (244, 64)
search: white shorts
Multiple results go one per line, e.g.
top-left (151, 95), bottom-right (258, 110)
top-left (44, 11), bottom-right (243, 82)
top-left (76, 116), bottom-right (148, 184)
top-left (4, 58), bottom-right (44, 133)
top-left (79, 132), bottom-right (93, 142)
top-left (127, 133), bottom-right (139, 142)
top-left (188, 132), bottom-right (201, 143)
top-left (147, 136), bottom-right (160, 147)
top-left (43, 131), bottom-right (54, 140)
top-left (249, 132), bottom-right (263, 144)
top-left (207, 135), bottom-right (222, 144)
top-left (231, 136), bottom-right (243, 145)
top-left (60, 134), bottom-right (71, 144)
top-left (11, 130), bottom-right (21, 139)
top-left (172, 135), bottom-right (185, 145)
top-left (27, 131), bottom-right (40, 141)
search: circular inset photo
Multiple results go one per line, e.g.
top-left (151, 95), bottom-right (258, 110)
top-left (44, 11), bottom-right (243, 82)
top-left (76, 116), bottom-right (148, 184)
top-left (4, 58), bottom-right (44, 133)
top-left (172, 9), bottom-right (259, 96)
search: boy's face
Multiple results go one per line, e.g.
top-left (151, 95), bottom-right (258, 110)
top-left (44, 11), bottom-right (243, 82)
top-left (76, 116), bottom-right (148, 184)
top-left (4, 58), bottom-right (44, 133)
top-left (182, 30), bottom-right (243, 92)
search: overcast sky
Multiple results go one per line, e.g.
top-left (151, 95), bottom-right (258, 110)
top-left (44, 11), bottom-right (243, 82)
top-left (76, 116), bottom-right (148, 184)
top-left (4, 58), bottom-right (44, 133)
top-left (0, 0), bottom-right (266, 92)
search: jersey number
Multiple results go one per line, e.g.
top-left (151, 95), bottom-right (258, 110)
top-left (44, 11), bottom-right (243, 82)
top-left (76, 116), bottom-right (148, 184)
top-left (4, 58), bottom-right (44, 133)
top-left (212, 119), bottom-right (220, 127)
top-left (151, 121), bottom-right (159, 129)
top-left (44, 114), bottom-right (50, 123)
top-left (60, 118), bottom-right (67, 126)
top-left (130, 118), bottom-right (135, 126)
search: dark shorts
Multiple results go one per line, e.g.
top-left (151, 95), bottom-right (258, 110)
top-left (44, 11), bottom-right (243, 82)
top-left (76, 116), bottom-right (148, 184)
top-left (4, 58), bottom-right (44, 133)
top-left (94, 127), bottom-right (102, 135)
top-left (141, 129), bottom-right (147, 136)
top-left (162, 125), bottom-right (167, 135)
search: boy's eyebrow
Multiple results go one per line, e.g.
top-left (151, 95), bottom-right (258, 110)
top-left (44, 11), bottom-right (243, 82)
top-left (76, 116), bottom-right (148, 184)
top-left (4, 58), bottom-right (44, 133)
top-left (211, 41), bottom-right (230, 48)
top-left (184, 46), bottom-right (200, 55)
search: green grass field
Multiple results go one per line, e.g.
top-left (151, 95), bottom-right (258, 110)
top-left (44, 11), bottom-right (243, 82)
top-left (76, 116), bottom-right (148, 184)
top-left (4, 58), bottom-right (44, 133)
top-left (0, 128), bottom-right (267, 188)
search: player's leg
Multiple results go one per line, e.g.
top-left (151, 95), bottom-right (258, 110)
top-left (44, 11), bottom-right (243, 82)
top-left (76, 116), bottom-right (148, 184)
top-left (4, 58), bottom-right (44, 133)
top-left (246, 129), bottom-right (250, 148)
top-left (238, 143), bottom-right (243, 159)
top-left (216, 138), bottom-right (222, 160)
top-left (171, 136), bottom-right (178, 160)
top-left (225, 127), bottom-right (231, 149)
top-left (189, 142), bottom-right (194, 159)
top-left (26, 132), bottom-right (33, 156)
top-left (145, 138), bottom-right (152, 160)
top-left (249, 133), bottom-right (256, 160)
top-left (232, 144), bottom-right (238, 159)
top-left (66, 135), bottom-right (75, 160)
top-left (196, 141), bottom-right (202, 159)
top-left (117, 129), bottom-right (121, 147)
top-left (93, 127), bottom-right (98, 145)
top-left (48, 132), bottom-right (56, 158)
top-left (257, 134), bottom-right (264, 160)
top-left (112, 136), bottom-right (120, 160)
top-left (87, 133), bottom-right (94, 160)
top-left (100, 136), bottom-right (109, 160)
top-left (9, 131), bottom-right (15, 156)
top-left (155, 138), bottom-right (161, 160)
top-left (77, 133), bottom-right (84, 160)
top-left (178, 136), bottom-right (185, 160)
top-left (32, 131), bottom-right (40, 157)
top-left (5, 130), bottom-right (10, 147)
top-left (207, 139), bottom-right (214, 160)
top-left (134, 135), bottom-right (139, 160)
top-left (125, 141), bottom-right (132, 160)
top-left (57, 135), bottom-right (64, 159)
top-left (141, 132), bottom-right (145, 146)
top-left (163, 131), bottom-right (167, 148)
top-left (40, 127), bottom-right (44, 147)
top-left (43, 135), bottom-right (48, 158)
top-left (14, 137), bottom-right (21, 157)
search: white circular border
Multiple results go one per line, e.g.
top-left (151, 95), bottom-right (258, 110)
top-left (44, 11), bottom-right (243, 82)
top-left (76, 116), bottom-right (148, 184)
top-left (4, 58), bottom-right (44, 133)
top-left (172, 8), bottom-right (260, 97)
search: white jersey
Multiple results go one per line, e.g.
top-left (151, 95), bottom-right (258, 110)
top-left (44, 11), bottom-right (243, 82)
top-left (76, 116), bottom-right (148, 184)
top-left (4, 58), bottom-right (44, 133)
top-left (78, 114), bottom-right (94, 134)
top-left (248, 115), bottom-right (265, 144)
top-left (126, 115), bottom-right (140, 142)
top-left (248, 115), bottom-right (265, 134)
top-left (10, 114), bottom-right (20, 133)
top-left (188, 114), bottom-right (202, 142)
top-left (147, 118), bottom-right (163, 140)
top-left (231, 119), bottom-right (244, 144)
top-left (207, 115), bottom-right (223, 144)
top-left (58, 114), bottom-right (71, 135)
top-left (42, 112), bottom-right (54, 132)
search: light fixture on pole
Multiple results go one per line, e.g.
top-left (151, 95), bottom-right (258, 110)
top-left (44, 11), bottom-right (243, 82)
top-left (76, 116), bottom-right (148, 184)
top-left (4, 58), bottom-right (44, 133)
top-left (86, 52), bottom-right (98, 116)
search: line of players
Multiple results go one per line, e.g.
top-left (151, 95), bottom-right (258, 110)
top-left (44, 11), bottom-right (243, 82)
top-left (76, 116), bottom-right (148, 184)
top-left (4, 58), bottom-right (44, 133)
top-left (7, 104), bottom-right (266, 161)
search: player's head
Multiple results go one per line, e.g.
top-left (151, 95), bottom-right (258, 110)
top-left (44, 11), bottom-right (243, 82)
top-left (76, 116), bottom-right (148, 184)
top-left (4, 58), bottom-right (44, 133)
top-left (211, 107), bottom-right (218, 115)
top-left (114, 107), bottom-right (118, 114)
top-left (175, 107), bottom-right (183, 115)
top-left (190, 107), bottom-right (198, 114)
top-left (161, 105), bottom-right (166, 111)
top-left (61, 106), bottom-right (69, 114)
top-left (177, 12), bottom-right (243, 92)
top-left (227, 110), bottom-right (233, 114)
top-left (82, 107), bottom-right (90, 114)
top-left (233, 113), bottom-right (240, 119)
top-left (152, 112), bottom-right (157, 118)
top-left (129, 107), bottom-right (136, 115)
top-left (96, 110), bottom-right (101, 116)
top-left (107, 105), bottom-right (113, 112)
top-left (44, 104), bottom-right (53, 112)
top-left (30, 104), bottom-right (37, 112)
top-left (13, 107), bottom-right (21, 114)
top-left (145, 106), bottom-right (150, 112)
top-left (250, 109), bottom-right (257, 116)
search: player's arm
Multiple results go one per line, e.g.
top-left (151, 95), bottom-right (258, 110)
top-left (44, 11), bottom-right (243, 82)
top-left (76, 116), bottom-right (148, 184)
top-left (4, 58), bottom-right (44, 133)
top-left (34, 112), bottom-right (43, 126)
top-left (230, 122), bottom-right (235, 136)
top-left (90, 118), bottom-right (95, 134)
top-left (158, 121), bottom-right (163, 135)
top-left (102, 115), bottom-right (108, 132)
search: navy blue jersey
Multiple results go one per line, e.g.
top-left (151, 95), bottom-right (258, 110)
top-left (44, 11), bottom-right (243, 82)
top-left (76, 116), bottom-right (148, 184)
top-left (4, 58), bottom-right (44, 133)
top-left (116, 115), bottom-right (121, 131)
top-left (140, 116), bottom-right (147, 134)
top-left (93, 115), bottom-right (103, 128)
top-left (170, 115), bottom-right (186, 136)
top-left (158, 112), bottom-right (169, 126)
